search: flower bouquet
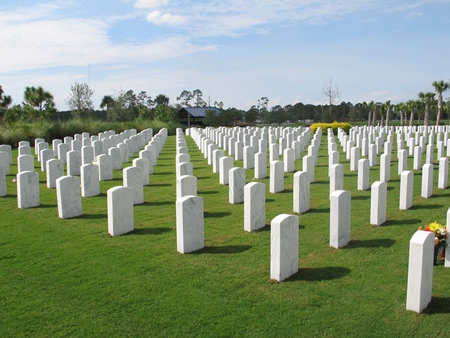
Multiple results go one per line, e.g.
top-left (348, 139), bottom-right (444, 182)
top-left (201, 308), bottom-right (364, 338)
top-left (419, 221), bottom-right (447, 264)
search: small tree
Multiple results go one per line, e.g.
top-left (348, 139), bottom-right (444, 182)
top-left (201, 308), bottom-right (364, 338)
top-left (66, 82), bottom-right (94, 118)
top-left (23, 86), bottom-right (56, 122)
top-left (177, 90), bottom-right (194, 107)
top-left (203, 109), bottom-right (219, 126)
top-left (154, 105), bottom-right (176, 123)
top-left (0, 85), bottom-right (12, 109)
top-left (321, 78), bottom-right (340, 122)
top-left (245, 106), bottom-right (259, 124)
top-left (155, 94), bottom-right (169, 107)
top-left (257, 97), bottom-right (269, 124)
top-left (100, 95), bottom-right (114, 122)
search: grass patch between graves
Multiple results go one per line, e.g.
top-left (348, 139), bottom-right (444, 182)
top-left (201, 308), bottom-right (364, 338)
top-left (1, 129), bottom-right (450, 337)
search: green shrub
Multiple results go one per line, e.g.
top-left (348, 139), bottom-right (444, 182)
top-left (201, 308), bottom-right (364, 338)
top-left (0, 119), bottom-right (185, 147)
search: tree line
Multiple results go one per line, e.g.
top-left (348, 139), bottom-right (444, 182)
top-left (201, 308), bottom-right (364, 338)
top-left (0, 80), bottom-right (449, 126)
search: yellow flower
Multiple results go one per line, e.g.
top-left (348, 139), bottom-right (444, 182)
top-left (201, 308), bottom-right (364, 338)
top-left (428, 221), bottom-right (443, 233)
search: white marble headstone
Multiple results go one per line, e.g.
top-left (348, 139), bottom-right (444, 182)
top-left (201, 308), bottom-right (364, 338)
top-left (229, 167), bottom-right (245, 204)
top-left (176, 195), bottom-right (204, 254)
top-left (330, 190), bottom-right (351, 248)
top-left (108, 186), bottom-right (134, 236)
top-left (46, 159), bottom-right (64, 189)
top-left (406, 230), bottom-right (434, 313)
top-left (244, 182), bottom-right (266, 232)
top-left (81, 163), bottom-right (100, 197)
top-left (270, 214), bottom-right (299, 282)
top-left (56, 176), bottom-right (82, 219)
top-left (123, 166), bottom-right (144, 205)
top-left (17, 171), bottom-right (40, 209)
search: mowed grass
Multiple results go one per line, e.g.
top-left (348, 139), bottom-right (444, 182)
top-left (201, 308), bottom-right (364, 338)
top-left (1, 130), bottom-right (450, 337)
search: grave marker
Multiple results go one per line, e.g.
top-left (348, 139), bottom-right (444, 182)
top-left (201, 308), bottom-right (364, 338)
top-left (176, 195), bottom-right (204, 253)
top-left (108, 186), bottom-right (134, 236)
top-left (270, 214), bottom-right (299, 282)
top-left (56, 176), bottom-right (82, 219)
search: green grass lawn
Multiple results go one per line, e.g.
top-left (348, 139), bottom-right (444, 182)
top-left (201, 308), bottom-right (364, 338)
top-left (1, 129), bottom-right (450, 337)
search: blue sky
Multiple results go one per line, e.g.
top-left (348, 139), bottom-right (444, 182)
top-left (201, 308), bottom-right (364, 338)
top-left (1, 0), bottom-right (449, 111)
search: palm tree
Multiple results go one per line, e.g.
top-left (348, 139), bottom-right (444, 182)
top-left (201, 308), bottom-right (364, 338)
top-left (418, 92), bottom-right (435, 127)
top-left (406, 100), bottom-right (417, 126)
top-left (154, 94), bottom-right (169, 107)
top-left (372, 102), bottom-right (380, 127)
top-left (23, 86), bottom-right (55, 121)
top-left (100, 95), bottom-right (115, 122)
top-left (432, 80), bottom-right (450, 126)
top-left (384, 100), bottom-right (391, 127)
top-left (379, 104), bottom-right (385, 126)
top-left (396, 103), bottom-right (405, 126)
top-left (366, 101), bottom-right (376, 126)
top-left (362, 101), bottom-right (371, 126)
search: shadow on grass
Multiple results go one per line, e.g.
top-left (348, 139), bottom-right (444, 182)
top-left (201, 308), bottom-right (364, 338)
top-left (204, 211), bottom-right (232, 218)
top-left (409, 204), bottom-right (444, 210)
top-left (152, 171), bottom-right (172, 175)
top-left (149, 183), bottom-right (172, 187)
top-left (196, 176), bottom-right (212, 180)
top-left (312, 180), bottom-right (328, 185)
top-left (1, 194), bottom-right (17, 199)
top-left (252, 223), bottom-right (305, 230)
top-left (128, 227), bottom-right (172, 235)
top-left (193, 245), bottom-right (252, 255)
top-left (200, 191), bottom-right (219, 195)
top-left (87, 193), bottom-right (106, 198)
top-left (254, 224), bottom-right (271, 232)
top-left (309, 207), bottom-right (330, 213)
top-left (345, 238), bottom-right (396, 249)
top-left (430, 192), bottom-right (450, 199)
top-left (423, 297), bottom-right (450, 314)
top-left (39, 204), bottom-right (57, 209)
top-left (139, 201), bottom-right (173, 207)
top-left (352, 195), bottom-right (370, 201)
top-left (79, 213), bottom-right (107, 220)
top-left (387, 186), bottom-right (395, 191)
top-left (266, 198), bottom-right (275, 203)
top-left (383, 218), bottom-right (422, 226)
top-left (286, 266), bottom-right (351, 282)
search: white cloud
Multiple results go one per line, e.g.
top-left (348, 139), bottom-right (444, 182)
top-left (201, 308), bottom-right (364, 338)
top-left (0, 10), bottom-right (213, 73)
top-left (360, 90), bottom-right (404, 103)
top-left (134, 0), bottom-right (169, 9)
top-left (405, 11), bottom-right (422, 19)
top-left (0, 2), bottom-right (64, 24)
top-left (146, 10), bottom-right (187, 25)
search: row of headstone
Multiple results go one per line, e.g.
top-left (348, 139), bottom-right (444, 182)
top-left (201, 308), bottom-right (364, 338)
top-left (174, 128), bottom-right (204, 254)
top-left (7, 129), bottom-right (137, 207)
top-left (339, 126), bottom-right (450, 172)
top-left (329, 126), bottom-right (450, 217)
top-left (187, 126), bottom-right (317, 222)
top-left (108, 128), bottom-right (168, 236)
top-left (2, 129), bottom-right (170, 238)
top-left (175, 128), bottom-right (197, 200)
top-left (176, 126), bottom-right (317, 264)
top-left (188, 126), bottom-right (321, 193)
